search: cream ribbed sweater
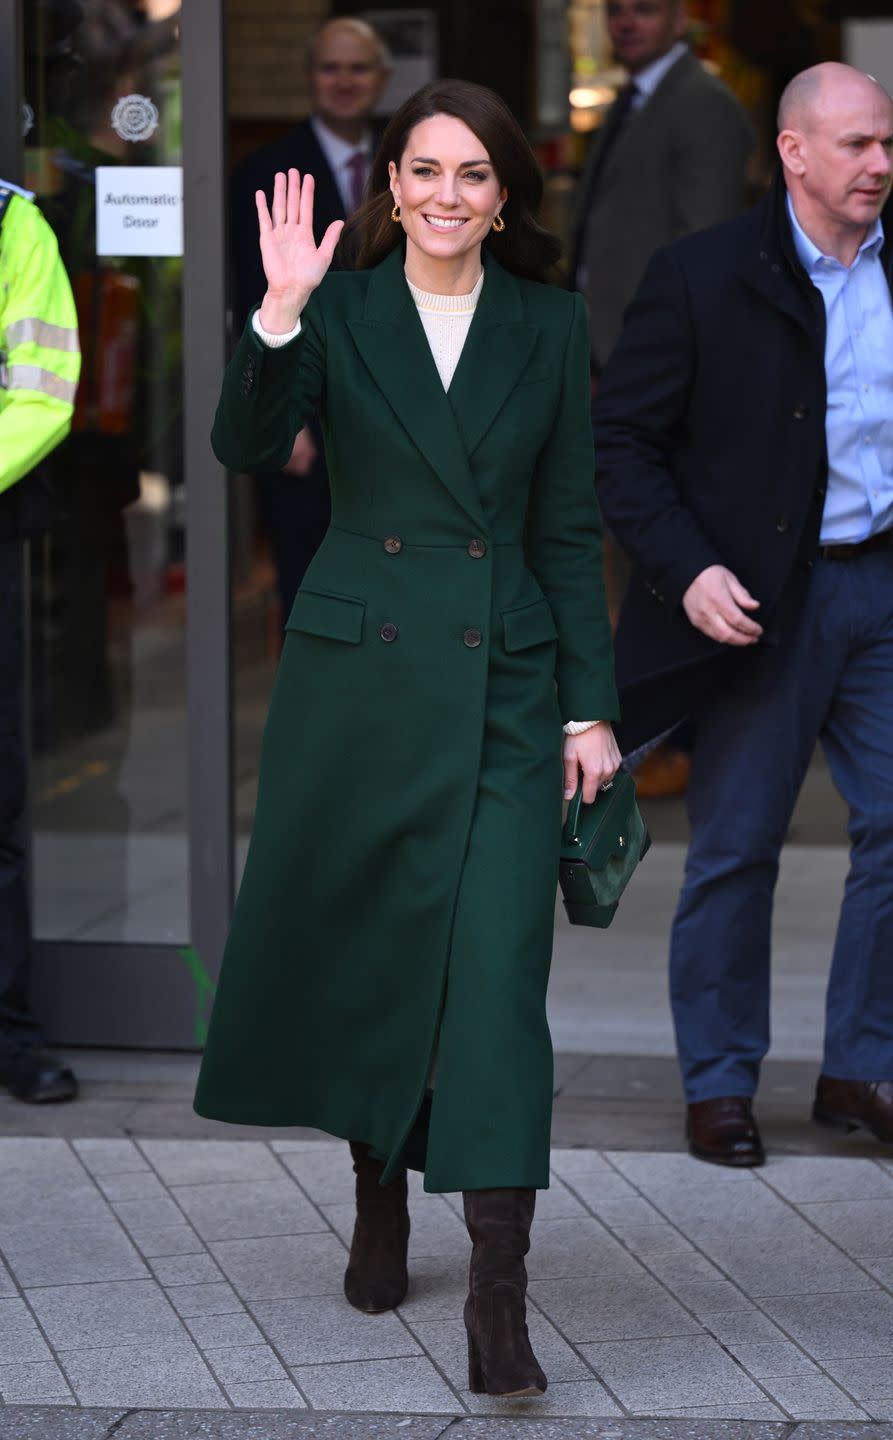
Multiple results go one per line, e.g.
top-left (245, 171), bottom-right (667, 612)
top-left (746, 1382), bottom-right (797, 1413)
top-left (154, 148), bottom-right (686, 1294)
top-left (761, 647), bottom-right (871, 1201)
top-left (406, 269), bottom-right (484, 390)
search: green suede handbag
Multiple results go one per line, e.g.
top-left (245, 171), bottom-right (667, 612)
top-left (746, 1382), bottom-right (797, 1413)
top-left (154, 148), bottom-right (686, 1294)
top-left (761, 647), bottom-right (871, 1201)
top-left (559, 770), bottom-right (651, 927)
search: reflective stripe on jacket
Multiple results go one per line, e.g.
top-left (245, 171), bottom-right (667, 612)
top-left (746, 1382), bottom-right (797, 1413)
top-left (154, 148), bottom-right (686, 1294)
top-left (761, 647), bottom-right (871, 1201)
top-left (0, 184), bottom-right (81, 494)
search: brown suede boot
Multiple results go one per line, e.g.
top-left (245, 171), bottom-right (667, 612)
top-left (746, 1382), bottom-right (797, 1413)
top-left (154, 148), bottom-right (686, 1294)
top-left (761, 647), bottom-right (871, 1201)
top-left (462, 1188), bottom-right (547, 1397)
top-left (343, 1142), bottom-right (410, 1313)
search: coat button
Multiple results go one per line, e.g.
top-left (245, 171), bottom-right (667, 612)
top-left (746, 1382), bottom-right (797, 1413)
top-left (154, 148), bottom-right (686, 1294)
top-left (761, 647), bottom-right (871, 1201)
top-left (380, 622), bottom-right (398, 642)
top-left (793, 403), bottom-right (809, 420)
top-left (776, 516), bottom-right (791, 533)
top-left (383, 536), bottom-right (402, 554)
top-left (468, 538), bottom-right (487, 558)
top-left (463, 627), bottom-right (482, 648)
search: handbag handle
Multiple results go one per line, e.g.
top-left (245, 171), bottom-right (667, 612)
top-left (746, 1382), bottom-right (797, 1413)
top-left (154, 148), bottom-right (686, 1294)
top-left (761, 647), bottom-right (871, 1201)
top-left (564, 777), bottom-right (616, 845)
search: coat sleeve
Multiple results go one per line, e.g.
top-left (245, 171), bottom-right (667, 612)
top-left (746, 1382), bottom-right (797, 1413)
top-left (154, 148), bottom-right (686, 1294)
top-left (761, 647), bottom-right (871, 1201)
top-left (593, 246), bottom-right (724, 610)
top-left (526, 293), bottom-right (619, 723)
top-left (668, 86), bottom-right (752, 238)
top-left (210, 289), bottom-right (326, 474)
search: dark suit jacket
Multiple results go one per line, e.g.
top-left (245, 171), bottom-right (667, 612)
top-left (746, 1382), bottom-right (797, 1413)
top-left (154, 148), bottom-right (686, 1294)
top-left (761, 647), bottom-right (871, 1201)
top-left (593, 169), bottom-right (893, 752)
top-left (572, 49), bottom-right (752, 369)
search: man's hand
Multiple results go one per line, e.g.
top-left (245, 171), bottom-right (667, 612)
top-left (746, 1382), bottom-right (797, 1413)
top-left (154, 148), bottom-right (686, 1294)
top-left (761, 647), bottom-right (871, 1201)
top-left (563, 724), bottom-right (622, 804)
top-left (281, 426), bottom-right (318, 476)
top-left (682, 565), bottom-right (763, 646)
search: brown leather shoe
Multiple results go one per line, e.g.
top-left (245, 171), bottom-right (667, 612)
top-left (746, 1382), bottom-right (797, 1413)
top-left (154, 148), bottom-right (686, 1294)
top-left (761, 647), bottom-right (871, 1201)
top-left (687, 1096), bottom-right (765, 1167)
top-left (343, 1142), bottom-right (410, 1313)
top-left (632, 745), bottom-right (691, 799)
top-left (813, 1075), bottom-right (893, 1143)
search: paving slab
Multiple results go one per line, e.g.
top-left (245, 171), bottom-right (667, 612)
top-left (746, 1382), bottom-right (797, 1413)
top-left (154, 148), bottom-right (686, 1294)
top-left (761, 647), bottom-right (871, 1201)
top-left (173, 1179), bottom-right (326, 1243)
top-left (1, 1219), bottom-right (148, 1287)
top-left (165, 1282), bottom-right (245, 1319)
top-left (58, 1338), bottom-right (227, 1408)
top-left (291, 1356), bottom-right (458, 1414)
top-left (579, 1335), bottom-right (769, 1411)
top-left (250, 1296), bottom-right (421, 1366)
top-left (205, 1344), bottom-right (292, 1386)
top-left (148, 1254), bottom-right (224, 1287)
top-left (139, 1141), bottom-right (284, 1186)
top-left (0, 1359), bottom-right (74, 1405)
top-left (819, 1357), bottom-right (893, 1402)
top-left (0, 1297), bottom-right (56, 1366)
top-left (760, 1157), bottom-right (893, 1204)
top-left (29, 1279), bottom-right (185, 1352)
top-left (210, 1233), bottom-right (347, 1301)
top-left (528, 1274), bottom-right (701, 1343)
top-left (759, 1291), bottom-right (893, 1358)
top-left (759, 1376), bottom-right (868, 1420)
top-left (797, 1199), bottom-right (893, 1259)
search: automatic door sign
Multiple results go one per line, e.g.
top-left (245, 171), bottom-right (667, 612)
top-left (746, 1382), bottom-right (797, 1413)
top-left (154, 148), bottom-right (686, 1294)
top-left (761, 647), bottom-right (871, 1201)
top-left (96, 166), bottom-right (183, 257)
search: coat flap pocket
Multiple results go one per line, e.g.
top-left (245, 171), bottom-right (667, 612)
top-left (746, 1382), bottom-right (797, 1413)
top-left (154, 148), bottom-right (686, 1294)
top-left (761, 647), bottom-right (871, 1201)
top-left (502, 597), bottom-right (558, 652)
top-left (286, 589), bottom-right (365, 644)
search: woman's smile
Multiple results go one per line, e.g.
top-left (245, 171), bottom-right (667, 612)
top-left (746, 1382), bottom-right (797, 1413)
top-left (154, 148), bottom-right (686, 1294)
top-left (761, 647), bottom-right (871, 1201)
top-left (423, 214), bottom-right (468, 229)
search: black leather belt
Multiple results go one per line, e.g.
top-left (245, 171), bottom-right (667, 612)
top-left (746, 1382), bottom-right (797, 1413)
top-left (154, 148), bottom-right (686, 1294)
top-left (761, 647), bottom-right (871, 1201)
top-left (819, 528), bottom-right (893, 561)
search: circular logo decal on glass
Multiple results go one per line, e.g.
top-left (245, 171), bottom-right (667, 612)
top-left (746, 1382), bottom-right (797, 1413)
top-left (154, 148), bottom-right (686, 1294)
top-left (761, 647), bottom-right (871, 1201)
top-left (22, 102), bottom-right (34, 138)
top-left (111, 94), bottom-right (160, 143)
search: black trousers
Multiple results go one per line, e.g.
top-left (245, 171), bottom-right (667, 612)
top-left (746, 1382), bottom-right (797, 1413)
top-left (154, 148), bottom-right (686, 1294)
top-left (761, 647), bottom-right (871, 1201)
top-left (0, 539), bottom-right (41, 1055)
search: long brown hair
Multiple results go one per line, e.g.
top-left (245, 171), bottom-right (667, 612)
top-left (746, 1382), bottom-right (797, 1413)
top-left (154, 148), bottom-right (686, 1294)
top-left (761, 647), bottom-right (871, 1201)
top-left (341, 79), bottom-right (561, 282)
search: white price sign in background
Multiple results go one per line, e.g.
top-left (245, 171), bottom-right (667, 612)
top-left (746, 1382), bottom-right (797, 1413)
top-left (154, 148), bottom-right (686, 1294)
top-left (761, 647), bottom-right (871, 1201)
top-left (96, 166), bottom-right (183, 257)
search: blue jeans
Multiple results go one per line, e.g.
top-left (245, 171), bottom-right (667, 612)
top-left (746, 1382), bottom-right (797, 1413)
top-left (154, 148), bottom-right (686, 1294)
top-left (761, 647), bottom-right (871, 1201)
top-left (671, 553), bottom-right (893, 1101)
top-left (0, 540), bottom-right (41, 1055)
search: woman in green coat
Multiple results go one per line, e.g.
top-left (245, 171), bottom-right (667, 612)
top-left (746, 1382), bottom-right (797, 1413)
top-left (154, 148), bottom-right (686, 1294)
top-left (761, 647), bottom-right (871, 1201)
top-left (195, 79), bottom-right (620, 1398)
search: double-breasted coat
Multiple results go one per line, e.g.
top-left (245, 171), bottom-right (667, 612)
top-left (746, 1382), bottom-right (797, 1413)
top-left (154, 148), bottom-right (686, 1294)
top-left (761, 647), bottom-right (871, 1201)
top-left (193, 246), bottom-right (619, 1192)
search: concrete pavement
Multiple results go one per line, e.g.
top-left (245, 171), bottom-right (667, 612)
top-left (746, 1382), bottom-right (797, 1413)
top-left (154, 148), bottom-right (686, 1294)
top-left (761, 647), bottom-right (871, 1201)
top-left (1, 1137), bottom-right (893, 1431)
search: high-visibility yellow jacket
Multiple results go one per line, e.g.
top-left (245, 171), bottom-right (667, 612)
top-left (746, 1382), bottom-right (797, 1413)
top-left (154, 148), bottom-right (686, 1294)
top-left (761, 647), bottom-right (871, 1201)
top-left (0, 181), bottom-right (81, 496)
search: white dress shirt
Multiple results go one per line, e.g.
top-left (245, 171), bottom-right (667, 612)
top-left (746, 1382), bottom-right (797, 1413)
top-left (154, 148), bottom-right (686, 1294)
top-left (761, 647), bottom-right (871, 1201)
top-left (629, 41), bottom-right (688, 109)
top-left (309, 115), bottom-right (373, 215)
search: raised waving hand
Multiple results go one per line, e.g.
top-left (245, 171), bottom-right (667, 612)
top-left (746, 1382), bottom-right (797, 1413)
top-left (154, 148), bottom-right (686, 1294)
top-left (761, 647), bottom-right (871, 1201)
top-left (257, 169), bottom-right (344, 334)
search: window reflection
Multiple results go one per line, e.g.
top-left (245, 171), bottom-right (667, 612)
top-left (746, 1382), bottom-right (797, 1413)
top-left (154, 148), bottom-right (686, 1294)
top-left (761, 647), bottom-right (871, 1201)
top-left (25, 0), bottom-right (187, 944)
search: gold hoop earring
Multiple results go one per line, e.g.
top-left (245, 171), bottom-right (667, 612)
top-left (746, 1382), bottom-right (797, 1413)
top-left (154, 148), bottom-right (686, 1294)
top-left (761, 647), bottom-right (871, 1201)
top-left (491, 213), bottom-right (506, 233)
top-left (391, 203), bottom-right (401, 223)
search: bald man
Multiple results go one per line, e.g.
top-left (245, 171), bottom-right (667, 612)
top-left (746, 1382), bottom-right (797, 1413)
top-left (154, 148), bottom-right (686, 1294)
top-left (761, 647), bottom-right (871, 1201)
top-left (230, 19), bottom-right (391, 624)
top-left (594, 63), bottom-right (893, 1164)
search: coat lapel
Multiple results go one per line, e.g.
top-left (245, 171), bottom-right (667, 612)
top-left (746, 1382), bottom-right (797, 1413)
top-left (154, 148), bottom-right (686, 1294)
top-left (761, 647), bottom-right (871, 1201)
top-left (347, 248), bottom-right (539, 525)
top-left (348, 246), bottom-right (485, 527)
top-left (446, 256), bottom-right (539, 458)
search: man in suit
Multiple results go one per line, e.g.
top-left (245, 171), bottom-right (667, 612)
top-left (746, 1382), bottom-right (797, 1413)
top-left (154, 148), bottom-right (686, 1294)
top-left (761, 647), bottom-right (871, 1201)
top-left (572, 0), bottom-right (752, 798)
top-left (594, 62), bottom-right (893, 1166)
top-left (571, 0), bottom-right (752, 376)
top-left (230, 18), bottom-right (391, 624)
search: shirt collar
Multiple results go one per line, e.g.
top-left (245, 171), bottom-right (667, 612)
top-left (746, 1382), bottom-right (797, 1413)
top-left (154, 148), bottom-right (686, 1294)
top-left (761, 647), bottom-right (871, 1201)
top-left (786, 190), bottom-right (884, 274)
top-left (310, 114), bottom-right (373, 172)
top-left (632, 41), bottom-right (688, 101)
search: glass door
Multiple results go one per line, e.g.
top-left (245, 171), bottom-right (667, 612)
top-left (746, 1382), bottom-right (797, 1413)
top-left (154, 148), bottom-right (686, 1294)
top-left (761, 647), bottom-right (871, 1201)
top-left (6, 0), bottom-right (232, 1047)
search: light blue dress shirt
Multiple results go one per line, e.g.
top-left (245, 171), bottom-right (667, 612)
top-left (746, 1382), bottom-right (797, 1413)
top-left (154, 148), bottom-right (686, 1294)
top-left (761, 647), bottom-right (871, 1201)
top-left (786, 193), bottom-right (893, 544)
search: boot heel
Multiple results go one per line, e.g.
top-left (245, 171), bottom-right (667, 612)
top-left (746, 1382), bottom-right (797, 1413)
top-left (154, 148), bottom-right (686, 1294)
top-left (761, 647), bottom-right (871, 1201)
top-left (467, 1332), bottom-right (485, 1393)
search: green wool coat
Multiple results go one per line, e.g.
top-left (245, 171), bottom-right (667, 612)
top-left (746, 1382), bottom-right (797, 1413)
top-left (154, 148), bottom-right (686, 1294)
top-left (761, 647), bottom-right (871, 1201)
top-left (193, 245), bottom-right (619, 1192)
